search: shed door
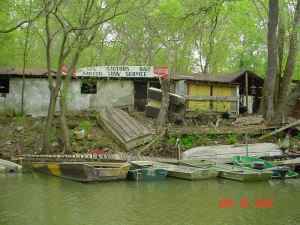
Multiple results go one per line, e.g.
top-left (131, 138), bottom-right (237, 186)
top-left (212, 86), bottom-right (235, 112)
top-left (134, 81), bottom-right (148, 111)
top-left (188, 83), bottom-right (210, 111)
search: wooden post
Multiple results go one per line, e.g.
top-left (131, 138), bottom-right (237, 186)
top-left (245, 132), bottom-right (249, 156)
top-left (176, 138), bottom-right (181, 160)
top-left (236, 85), bottom-right (240, 115)
top-left (245, 72), bottom-right (249, 113)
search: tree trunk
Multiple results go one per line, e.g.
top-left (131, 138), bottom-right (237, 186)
top-left (59, 87), bottom-right (71, 154)
top-left (157, 78), bottom-right (170, 129)
top-left (274, 8), bottom-right (285, 106)
top-left (275, 0), bottom-right (300, 121)
top-left (41, 86), bottom-right (59, 153)
top-left (157, 43), bottom-right (176, 130)
top-left (286, 82), bottom-right (300, 114)
top-left (263, 0), bottom-right (279, 122)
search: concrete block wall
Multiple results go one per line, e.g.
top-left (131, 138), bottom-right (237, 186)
top-left (0, 78), bottom-right (134, 117)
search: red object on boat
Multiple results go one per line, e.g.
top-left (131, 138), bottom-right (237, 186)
top-left (88, 148), bottom-right (105, 155)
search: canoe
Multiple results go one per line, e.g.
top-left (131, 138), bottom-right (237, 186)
top-left (154, 162), bottom-right (218, 180)
top-left (216, 164), bottom-right (273, 182)
top-left (0, 159), bottom-right (22, 173)
top-left (128, 161), bottom-right (168, 181)
top-left (30, 161), bottom-right (130, 182)
top-left (232, 156), bottom-right (298, 179)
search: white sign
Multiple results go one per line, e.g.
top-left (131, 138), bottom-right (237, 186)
top-left (77, 66), bottom-right (155, 78)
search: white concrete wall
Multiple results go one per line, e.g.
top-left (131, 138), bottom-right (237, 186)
top-left (0, 78), bottom-right (134, 117)
top-left (67, 79), bottom-right (134, 112)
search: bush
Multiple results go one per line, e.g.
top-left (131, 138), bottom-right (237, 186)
top-left (226, 134), bottom-right (238, 145)
top-left (79, 120), bottom-right (93, 133)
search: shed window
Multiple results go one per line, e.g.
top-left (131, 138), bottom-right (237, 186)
top-left (0, 79), bottom-right (9, 93)
top-left (81, 79), bottom-right (97, 94)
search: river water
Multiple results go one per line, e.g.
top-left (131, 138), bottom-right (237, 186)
top-left (1, 173), bottom-right (300, 225)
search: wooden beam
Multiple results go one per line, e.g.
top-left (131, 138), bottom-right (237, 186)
top-left (186, 96), bottom-right (239, 102)
top-left (259, 119), bottom-right (300, 140)
top-left (245, 71), bottom-right (249, 113)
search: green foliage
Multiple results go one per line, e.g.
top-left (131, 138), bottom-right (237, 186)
top-left (15, 114), bottom-right (26, 124)
top-left (1, 0), bottom-right (299, 80)
top-left (167, 136), bottom-right (177, 145)
top-left (226, 134), bottom-right (238, 145)
top-left (294, 132), bottom-right (300, 140)
top-left (181, 135), bottom-right (198, 149)
top-left (79, 120), bottom-right (92, 133)
top-left (158, 0), bottom-right (184, 18)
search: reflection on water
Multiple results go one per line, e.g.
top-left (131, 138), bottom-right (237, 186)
top-left (0, 174), bottom-right (300, 225)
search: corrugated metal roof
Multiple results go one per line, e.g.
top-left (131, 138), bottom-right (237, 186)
top-left (173, 70), bottom-right (262, 84)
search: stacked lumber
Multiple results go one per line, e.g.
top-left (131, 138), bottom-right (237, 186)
top-left (97, 108), bottom-right (153, 150)
top-left (182, 143), bottom-right (283, 163)
top-left (145, 87), bottom-right (185, 120)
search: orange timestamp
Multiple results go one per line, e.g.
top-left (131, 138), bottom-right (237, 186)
top-left (219, 197), bottom-right (273, 208)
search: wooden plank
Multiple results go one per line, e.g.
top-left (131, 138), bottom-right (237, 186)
top-left (188, 83), bottom-right (210, 111)
top-left (259, 119), bottom-right (300, 140)
top-left (118, 109), bottom-right (150, 135)
top-left (212, 86), bottom-right (236, 112)
top-left (108, 110), bottom-right (140, 139)
top-left (148, 87), bottom-right (185, 105)
top-left (97, 108), bottom-right (153, 150)
top-left (186, 96), bottom-right (239, 102)
top-left (100, 110), bottom-right (132, 142)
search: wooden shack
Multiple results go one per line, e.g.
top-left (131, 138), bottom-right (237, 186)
top-left (172, 70), bottom-right (263, 115)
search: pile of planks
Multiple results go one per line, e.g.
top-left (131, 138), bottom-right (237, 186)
top-left (145, 87), bottom-right (185, 121)
top-left (97, 108), bottom-right (153, 151)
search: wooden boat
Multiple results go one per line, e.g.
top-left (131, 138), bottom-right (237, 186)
top-left (127, 161), bottom-right (167, 181)
top-left (182, 143), bottom-right (283, 163)
top-left (171, 159), bottom-right (216, 168)
top-left (216, 164), bottom-right (272, 182)
top-left (154, 162), bottom-right (218, 180)
top-left (0, 159), bottom-right (22, 173)
top-left (127, 168), bottom-right (168, 181)
top-left (232, 156), bottom-right (298, 179)
top-left (30, 161), bottom-right (130, 182)
top-left (279, 157), bottom-right (300, 172)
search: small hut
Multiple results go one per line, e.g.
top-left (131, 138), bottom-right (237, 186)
top-left (172, 70), bottom-right (264, 115)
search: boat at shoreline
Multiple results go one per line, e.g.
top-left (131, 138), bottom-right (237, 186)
top-left (30, 161), bottom-right (130, 182)
top-left (127, 161), bottom-right (168, 181)
top-left (154, 162), bottom-right (218, 180)
top-left (127, 168), bottom-right (168, 181)
top-left (0, 159), bottom-right (22, 173)
top-left (232, 156), bottom-right (298, 179)
top-left (160, 159), bottom-right (216, 168)
top-left (216, 164), bottom-right (273, 182)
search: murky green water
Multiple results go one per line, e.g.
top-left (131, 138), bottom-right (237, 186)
top-left (1, 173), bottom-right (300, 225)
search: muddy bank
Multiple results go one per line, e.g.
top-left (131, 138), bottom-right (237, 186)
top-left (0, 113), bottom-right (120, 158)
top-left (1, 112), bottom-right (300, 159)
